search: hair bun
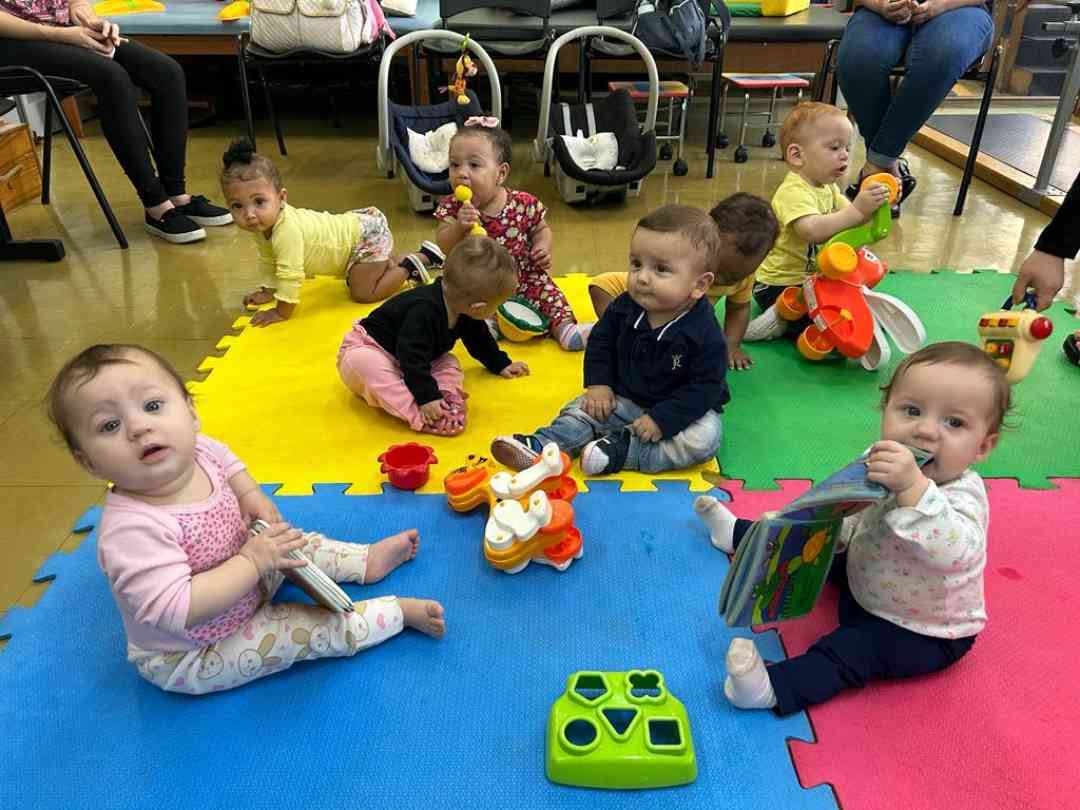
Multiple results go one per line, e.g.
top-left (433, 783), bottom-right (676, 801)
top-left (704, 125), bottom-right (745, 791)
top-left (222, 138), bottom-right (256, 169)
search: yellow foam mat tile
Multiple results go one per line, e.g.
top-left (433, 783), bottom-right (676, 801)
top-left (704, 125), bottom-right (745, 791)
top-left (189, 274), bottom-right (718, 494)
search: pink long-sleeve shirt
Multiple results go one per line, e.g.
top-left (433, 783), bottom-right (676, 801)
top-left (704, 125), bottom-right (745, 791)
top-left (96, 435), bottom-right (262, 653)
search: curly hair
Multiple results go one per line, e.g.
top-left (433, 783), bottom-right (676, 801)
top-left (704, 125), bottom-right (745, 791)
top-left (220, 137), bottom-right (282, 191)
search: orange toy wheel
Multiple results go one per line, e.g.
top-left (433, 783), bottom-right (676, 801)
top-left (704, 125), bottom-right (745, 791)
top-left (797, 324), bottom-right (834, 361)
top-left (776, 286), bottom-right (807, 320)
top-left (817, 242), bottom-right (858, 279)
top-left (861, 172), bottom-right (900, 205)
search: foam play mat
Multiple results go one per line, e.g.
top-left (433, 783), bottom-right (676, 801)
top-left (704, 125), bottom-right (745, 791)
top-left (719, 478), bottom-right (1080, 810)
top-left (190, 271), bottom-right (1080, 493)
top-left (0, 483), bottom-right (836, 810)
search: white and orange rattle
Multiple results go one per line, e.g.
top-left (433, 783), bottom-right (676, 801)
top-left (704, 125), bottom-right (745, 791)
top-left (454, 185), bottom-right (487, 237)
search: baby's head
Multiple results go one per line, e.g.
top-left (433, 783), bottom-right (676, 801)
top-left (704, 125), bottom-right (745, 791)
top-left (708, 192), bottom-right (779, 287)
top-left (779, 102), bottom-right (854, 187)
top-left (220, 138), bottom-right (285, 234)
top-left (442, 236), bottom-right (519, 319)
top-left (628, 205), bottom-right (723, 319)
top-left (880, 341), bottom-right (1010, 484)
top-left (448, 122), bottom-right (512, 208)
top-left (47, 345), bottom-right (199, 497)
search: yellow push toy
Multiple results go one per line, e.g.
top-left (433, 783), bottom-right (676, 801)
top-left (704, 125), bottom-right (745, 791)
top-left (93, 0), bottom-right (164, 14)
top-left (217, 0), bottom-right (250, 20)
top-left (977, 292), bottom-right (1054, 384)
top-left (453, 185), bottom-right (487, 236)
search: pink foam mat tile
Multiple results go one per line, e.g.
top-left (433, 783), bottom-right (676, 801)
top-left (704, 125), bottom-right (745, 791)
top-left (755, 478), bottom-right (1080, 810)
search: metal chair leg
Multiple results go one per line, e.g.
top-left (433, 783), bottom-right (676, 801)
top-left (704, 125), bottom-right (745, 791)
top-left (42, 99), bottom-right (52, 204)
top-left (257, 65), bottom-right (286, 156)
top-left (237, 38), bottom-right (257, 149)
top-left (954, 44), bottom-right (1001, 216)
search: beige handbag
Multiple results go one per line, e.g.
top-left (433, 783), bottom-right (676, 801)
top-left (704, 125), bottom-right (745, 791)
top-left (250, 0), bottom-right (377, 53)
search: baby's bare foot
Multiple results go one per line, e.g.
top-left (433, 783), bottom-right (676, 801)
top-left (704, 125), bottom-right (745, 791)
top-left (400, 598), bottom-right (445, 638)
top-left (364, 529), bottom-right (419, 584)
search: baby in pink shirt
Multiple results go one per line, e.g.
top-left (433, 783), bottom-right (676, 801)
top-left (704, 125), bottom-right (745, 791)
top-left (47, 343), bottom-right (445, 694)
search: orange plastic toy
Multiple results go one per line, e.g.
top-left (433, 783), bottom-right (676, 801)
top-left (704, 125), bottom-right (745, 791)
top-left (444, 444), bottom-right (583, 574)
top-left (378, 443), bottom-right (437, 490)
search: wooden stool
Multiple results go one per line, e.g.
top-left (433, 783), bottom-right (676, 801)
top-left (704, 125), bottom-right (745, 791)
top-left (608, 80), bottom-right (691, 176)
top-left (718, 73), bottom-right (810, 163)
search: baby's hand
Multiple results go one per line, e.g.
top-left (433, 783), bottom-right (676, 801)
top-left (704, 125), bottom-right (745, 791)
top-left (583, 385), bottom-right (615, 422)
top-left (239, 522), bottom-right (307, 578)
top-left (853, 181), bottom-right (891, 217)
top-left (237, 488), bottom-right (282, 526)
top-left (456, 203), bottom-right (480, 229)
top-left (420, 398), bottom-right (448, 425)
top-left (866, 440), bottom-right (926, 497)
top-left (243, 287), bottom-right (275, 309)
top-left (250, 307), bottom-right (287, 327)
top-left (530, 245), bottom-right (552, 272)
top-left (631, 414), bottom-right (662, 443)
top-left (728, 346), bottom-right (754, 371)
top-left (500, 361), bottom-right (530, 378)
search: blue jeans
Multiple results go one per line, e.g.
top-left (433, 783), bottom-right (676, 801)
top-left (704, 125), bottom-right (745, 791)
top-left (836, 6), bottom-right (993, 167)
top-left (534, 395), bottom-right (723, 474)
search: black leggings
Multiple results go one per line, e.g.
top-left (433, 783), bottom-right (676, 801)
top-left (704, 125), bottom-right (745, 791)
top-left (0, 37), bottom-right (188, 207)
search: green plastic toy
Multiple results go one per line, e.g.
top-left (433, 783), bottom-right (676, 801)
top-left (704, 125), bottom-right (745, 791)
top-left (546, 670), bottom-right (696, 789)
top-left (823, 172), bottom-right (898, 253)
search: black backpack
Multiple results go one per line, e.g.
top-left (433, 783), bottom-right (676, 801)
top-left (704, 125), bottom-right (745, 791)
top-left (631, 0), bottom-right (708, 69)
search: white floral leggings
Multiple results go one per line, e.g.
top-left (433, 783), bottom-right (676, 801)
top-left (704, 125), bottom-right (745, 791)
top-left (129, 533), bottom-right (404, 695)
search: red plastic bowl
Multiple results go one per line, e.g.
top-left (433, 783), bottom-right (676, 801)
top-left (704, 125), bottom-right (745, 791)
top-left (378, 443), bottom-right (438, 490)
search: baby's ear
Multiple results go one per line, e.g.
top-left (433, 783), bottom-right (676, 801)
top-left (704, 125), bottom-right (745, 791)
top-left (974, 431), bottom-right (999, 463)
top-left (467, 301), bottom-right (489, 316)
top-left (690, 272), bottom-right (714, 300)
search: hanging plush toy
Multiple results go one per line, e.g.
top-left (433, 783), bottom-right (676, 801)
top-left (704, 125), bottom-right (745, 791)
top-left (448, 35), bottom-right (478, 106)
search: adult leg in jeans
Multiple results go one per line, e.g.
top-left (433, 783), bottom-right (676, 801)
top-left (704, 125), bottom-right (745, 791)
top-left (867, 7), bottom-right (993, 164)
top-left (835, 9), bottom-right (911, 173)
top-left (0, 39), bottom-right (171, 208)
top-left (112, 40), bottom-right (190, 201)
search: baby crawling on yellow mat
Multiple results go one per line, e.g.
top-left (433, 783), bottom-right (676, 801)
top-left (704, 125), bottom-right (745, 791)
top-left (46, 344), bottom-right (445, 695)
top-left (337, 237), bottom-right (531, 437)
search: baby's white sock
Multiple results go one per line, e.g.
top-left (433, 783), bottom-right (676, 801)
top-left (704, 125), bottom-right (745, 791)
top-left (723, 638), bottom-right (777, 710)
top-left (693, 495), bottom-right (736, 553)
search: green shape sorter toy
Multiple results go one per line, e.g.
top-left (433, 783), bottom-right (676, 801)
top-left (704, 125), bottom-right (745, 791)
top-left (546, 670), bottom-right (696, 789)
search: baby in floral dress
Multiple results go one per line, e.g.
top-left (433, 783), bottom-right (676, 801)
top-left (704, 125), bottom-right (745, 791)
top-left (435, 119), bottom-right (592, 351)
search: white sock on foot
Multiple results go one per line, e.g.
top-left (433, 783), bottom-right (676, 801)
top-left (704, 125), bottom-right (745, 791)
top-left (694, 495), bottom-right (736, 553)
top-left (723, 637), bottom-right (777, 710)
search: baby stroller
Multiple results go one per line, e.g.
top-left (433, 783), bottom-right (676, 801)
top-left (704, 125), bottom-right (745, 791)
top-left (533, 26), bottom-right (659, 204)
top-left (377, 30), bottom-right (502, 213)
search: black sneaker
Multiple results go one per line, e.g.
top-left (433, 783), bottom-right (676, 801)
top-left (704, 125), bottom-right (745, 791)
top-left (144, 208), bottom-right (206, 244)
top-left (174, 194), bottom-right (233, 227)
top-left (1064, 333), bottom-right (1080, 367)
top-left (491, 433), bottom-right (544, 470)
top-left (581, 429), bottom-right (632, 475)
top-left (401, 254), bottom-right (432, 286)
top-left (417, 240), bottom-right (446, 267)
top-left (891, 158), bottom-right (917, 219)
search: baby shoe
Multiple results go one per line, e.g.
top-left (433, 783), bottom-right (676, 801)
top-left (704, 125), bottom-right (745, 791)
top-left (581, 429), bottom-right (632, 475)
top-left (491, 434), bottom-right (544, 471)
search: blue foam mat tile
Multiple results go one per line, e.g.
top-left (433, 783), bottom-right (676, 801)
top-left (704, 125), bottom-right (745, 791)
top-left (1, 486), bottom-right (834, 810)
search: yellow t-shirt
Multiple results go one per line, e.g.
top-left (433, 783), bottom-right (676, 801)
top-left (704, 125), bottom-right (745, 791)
top-left (256, 203), bottom-right (362, 304)
top-left (755, 171), bottom-right (850, 288)
top-left (588, 271), bottom-right (753, 308)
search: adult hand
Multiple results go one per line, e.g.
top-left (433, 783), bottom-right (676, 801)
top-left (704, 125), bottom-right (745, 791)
top-left (583, 385), bottom-right (615, 422)
top-left (728, 345), bottom-right (754, 370)
top-left (876, 0), bottom-right (913, 25)
top-left (54, 24), bottom-right (115, 55)
top-left (1012, 250), bottom-right (1065, 311)
top-left (910, 0), bottom-right (945, 26)
top-left (500, 361), bottom-right (530, 378)
top-left (70, 5), bottom-right (123, 47)
top-left (631, 414), bottom-right (662, 443)
top-left (238, 522), bottom-right (307, 578)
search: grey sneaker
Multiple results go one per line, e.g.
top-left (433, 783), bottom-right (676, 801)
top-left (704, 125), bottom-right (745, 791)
top-left (743, 304), bottom-right (786, 342)
top-left (490, 433), bottom-right (544, 471)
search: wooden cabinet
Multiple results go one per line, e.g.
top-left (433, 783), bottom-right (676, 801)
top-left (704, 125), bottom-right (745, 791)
top-left (0, 123), bottom-right (42, 215)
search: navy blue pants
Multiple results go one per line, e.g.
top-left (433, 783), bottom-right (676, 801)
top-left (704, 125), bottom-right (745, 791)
top-left (731, 519), bottom-right (977, 717)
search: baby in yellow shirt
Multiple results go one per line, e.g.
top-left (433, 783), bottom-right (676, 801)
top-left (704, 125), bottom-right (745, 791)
top-left (745, 102), bottom-right (890, 342)
top-left (220, 139), bottom-right (443, 327)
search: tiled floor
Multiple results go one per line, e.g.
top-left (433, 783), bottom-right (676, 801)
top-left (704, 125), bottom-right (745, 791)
top-left (0, 109), bottom-right (1063, 616)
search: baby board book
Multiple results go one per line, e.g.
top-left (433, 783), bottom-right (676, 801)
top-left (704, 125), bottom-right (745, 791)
top-left (249, 520), bottom-right (353, 613)
top-left (717, 446), bottom-right (931, 626)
